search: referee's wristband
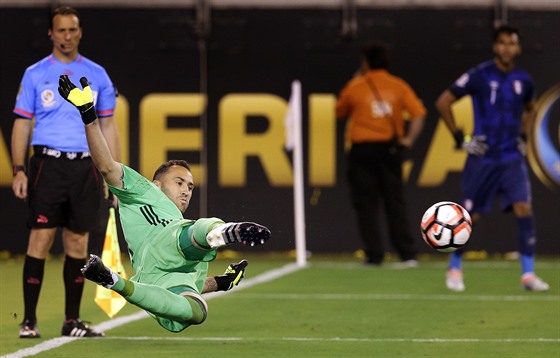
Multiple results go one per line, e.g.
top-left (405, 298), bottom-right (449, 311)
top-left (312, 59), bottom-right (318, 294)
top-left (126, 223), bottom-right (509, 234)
top-left (13, 165), bottom-right (26, 176)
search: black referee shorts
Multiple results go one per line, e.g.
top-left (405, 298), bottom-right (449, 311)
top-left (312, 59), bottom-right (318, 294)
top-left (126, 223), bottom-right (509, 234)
top-left (27, 152), bottom-right (103, 232)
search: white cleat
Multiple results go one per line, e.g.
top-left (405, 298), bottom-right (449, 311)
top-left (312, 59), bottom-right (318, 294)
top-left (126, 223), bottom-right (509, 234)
top-left (522, 274), bottom-right (550, 292)
top-left (446, 269), bottom-right (465, 292)
top-left (206, 222), bottom-right (270, 248)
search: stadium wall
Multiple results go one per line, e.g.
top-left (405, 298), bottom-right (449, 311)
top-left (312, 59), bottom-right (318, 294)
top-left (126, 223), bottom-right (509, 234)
top-left (0, 6), bottom-right (558, 255)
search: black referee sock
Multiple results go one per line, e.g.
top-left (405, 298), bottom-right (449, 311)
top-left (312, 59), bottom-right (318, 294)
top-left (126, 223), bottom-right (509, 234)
top-left (23, 255), bottom-right (45, 323)
top-left (63, 255), bottom-right (86, 320)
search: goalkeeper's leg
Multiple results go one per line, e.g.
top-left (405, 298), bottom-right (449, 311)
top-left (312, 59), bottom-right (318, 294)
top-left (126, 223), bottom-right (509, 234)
top-left (82, 255), bottom-right (206, 331)
top-left (179, 218), bottom-right (270, 260)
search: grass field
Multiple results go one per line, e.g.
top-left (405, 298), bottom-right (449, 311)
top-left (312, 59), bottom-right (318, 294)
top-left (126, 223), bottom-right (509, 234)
top-left (0, 252), bottom-right (558, 357)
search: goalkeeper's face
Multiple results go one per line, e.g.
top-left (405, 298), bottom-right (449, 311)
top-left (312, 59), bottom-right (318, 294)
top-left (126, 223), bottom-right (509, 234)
top-left (154, 165), bottom-right (194, 213)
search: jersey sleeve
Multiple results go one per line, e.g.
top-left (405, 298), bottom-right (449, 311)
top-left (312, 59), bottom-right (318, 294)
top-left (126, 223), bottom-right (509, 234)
top-left (335, 84), bottom-right (352, 119)
top-left (109, 164), bottom-right (153, 203)
top-left (449, 67), bottom-right (479, 99)
top-left (401, 82), bottom-right (427, 119)
top-left (13, 69), bottom-right (36, 119)
top-left (94, 68), bottom-right (117, 118)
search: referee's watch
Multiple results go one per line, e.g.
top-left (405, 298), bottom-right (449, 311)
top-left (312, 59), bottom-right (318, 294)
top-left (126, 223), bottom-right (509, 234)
top-left (13, 165), bottom-right (26, 176)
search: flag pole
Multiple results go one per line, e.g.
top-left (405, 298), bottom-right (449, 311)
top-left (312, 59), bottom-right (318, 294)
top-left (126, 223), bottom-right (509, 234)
top-left (287, 80), bottom-right (307, 267)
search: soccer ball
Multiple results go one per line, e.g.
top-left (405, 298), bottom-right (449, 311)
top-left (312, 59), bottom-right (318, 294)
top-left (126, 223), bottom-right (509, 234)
top-left (420, 201), bottom-right (472, 253)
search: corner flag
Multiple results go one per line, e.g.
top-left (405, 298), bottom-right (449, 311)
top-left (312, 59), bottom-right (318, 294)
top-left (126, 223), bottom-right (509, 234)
top-left (284, 80), bottom-right (307, 267)
top-left (94, 207), bottom-right (127, 318)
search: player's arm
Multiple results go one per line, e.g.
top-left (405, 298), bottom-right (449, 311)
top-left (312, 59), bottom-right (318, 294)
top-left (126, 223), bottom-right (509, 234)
top-left (399, 115), bottom-right (425, 148)
top-left (521, 98), bottom-right (536, 139)
top-left (516, 98), bottom-right (537, 156)
top-left (99, 116), bottom-right (121, 162)
top-left (10, 118), bottom-right (32, 199)
top-left (436, 89), bottom-right (487, 156)
top-left (435, 89), bottom-right (460, 138)
top-left (58, 75), bottom-right (124, 189)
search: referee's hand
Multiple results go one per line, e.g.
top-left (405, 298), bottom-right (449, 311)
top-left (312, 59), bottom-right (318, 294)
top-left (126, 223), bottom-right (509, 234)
top-left (58, 75), bottom-right (97, 124)
top-left (12, 173), bottom-right (28, 200)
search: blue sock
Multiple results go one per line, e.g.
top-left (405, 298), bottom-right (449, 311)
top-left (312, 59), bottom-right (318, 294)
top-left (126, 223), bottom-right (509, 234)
top-left (517, 217), bottom-right (536, 275)
top-left (448, 250), bottom-right (464, 270)
top-left (520, 254), bottom-right (535, 275)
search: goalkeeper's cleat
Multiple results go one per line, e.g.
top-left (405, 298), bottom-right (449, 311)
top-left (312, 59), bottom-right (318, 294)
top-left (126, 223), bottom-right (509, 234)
top-left (522, 274), bottom-right (550, 292)
top-left (206, 222), bottom-right (271, 248)
top-left (19, 319), bottom-right (40, 338)
top-left (446, 269), bottom-right (465, 292)
top-left (61, 319), bottom-right (105, 337)
top-left (81, 254), bottom-right (115, 288)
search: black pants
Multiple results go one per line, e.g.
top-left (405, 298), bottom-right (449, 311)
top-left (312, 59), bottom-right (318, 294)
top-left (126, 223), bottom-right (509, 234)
top-left (347, 142), bottom-right (417, 264)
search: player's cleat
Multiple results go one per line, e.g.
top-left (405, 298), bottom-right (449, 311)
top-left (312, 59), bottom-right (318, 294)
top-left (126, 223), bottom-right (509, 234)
top-left (446, 268), bottom-right (465, 292)
top-left (522, 274), bottom-right (550, 292)
top-left (81, 254), bottom-right (115, 288)
top-left (19, 319), bottom-right (40, 338)
top-left (61, 319), bottom-right (105, 337)
top-left (206, 222), bottom-right (271, 248)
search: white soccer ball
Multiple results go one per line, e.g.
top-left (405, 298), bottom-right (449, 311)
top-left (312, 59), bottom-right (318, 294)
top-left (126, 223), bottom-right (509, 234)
top-left (420, 201), bottom-right (472, 253)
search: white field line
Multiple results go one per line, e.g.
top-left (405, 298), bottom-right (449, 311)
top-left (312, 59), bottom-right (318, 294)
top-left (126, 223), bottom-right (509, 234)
top-left (228, 293), bottom-right (560, 302)
top-left (310, 261), bottom-right (560, 270)
top-left (101, 336), bottom-right (560, 343)
top-left (1, 262), bottom-right (305, 358)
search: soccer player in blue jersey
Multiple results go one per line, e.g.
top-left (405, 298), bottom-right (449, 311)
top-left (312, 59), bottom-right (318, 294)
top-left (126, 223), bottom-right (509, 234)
top-left (435, 25), bottom-right (549, 292)
top-left (11, 6), bottom-right (120, 338)
top-left (57, 75), bottom-right (271, 333)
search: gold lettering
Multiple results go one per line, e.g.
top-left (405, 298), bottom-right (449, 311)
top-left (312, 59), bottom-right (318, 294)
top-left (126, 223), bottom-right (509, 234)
top-left (114, 96), bottom-right (130, 165)
top-left (0, 126), bottom-right (11, 186)
top-left (309, 94), bottom-right (336, 186)
top-left (219, 94), bottom-right (293, 186)
top-left (139, 94), bottom-right (206, 182)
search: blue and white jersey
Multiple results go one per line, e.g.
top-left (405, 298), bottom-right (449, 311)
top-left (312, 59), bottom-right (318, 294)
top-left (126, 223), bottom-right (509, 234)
top-left (13, 54), bottom-right (117, 152)
top-left (450, 60), bottom-right (534, 162)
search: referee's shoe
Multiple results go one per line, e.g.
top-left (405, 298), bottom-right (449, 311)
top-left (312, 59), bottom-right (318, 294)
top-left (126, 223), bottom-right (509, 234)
top-left (62, 318), bottom-right (104, 337)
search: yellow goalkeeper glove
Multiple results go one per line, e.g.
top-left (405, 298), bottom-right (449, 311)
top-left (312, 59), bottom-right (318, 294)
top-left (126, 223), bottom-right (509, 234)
top-left (214, 259), bottom-right (248, 291)
top-left (58, 75), bottom-right (97, 124)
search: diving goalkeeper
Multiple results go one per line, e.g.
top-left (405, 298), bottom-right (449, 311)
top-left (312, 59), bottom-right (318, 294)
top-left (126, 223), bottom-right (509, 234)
top-left (58, 75), bottom-right (271, 333)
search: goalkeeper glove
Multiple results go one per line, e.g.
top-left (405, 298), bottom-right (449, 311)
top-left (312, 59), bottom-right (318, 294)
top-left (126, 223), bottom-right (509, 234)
top-left (462, 135), bottom-right (489, 156)
top-left (453, 130), bottom-right (488, 157)
top-left (214, 259), bottom-right (248, 291)
top-left (58, 75), bottom-right (97, 124)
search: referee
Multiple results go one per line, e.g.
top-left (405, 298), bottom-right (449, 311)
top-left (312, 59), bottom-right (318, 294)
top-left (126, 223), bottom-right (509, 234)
top-left (11, 6), bottom-right (120, 338)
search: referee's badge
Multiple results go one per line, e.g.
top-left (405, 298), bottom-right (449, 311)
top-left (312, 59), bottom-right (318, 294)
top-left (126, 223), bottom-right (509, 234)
top-left (41, 89), bottom-right (56, 108)
top-left (513, 80), bottom-right (523, 95)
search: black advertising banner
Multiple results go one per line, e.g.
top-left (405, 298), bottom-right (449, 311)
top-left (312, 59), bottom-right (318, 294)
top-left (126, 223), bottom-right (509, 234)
top-left (0, 7), bottom-right (558, 255)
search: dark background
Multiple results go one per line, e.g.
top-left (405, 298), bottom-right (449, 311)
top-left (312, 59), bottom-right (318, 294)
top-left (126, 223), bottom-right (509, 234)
top-left (0, 6), bottom-right (558, 255)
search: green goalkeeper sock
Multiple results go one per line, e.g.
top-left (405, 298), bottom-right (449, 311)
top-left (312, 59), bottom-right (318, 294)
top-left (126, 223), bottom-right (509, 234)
top-left (121, 281), bottom-right (205, 324)
top-left (178, 218), bottom-right (223, 261)
top-left (112, 278), bottom-right (134, 297)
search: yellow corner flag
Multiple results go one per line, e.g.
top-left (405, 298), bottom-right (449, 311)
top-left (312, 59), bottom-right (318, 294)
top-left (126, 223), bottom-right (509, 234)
top-left (94, 207), bottom-right (128, 318)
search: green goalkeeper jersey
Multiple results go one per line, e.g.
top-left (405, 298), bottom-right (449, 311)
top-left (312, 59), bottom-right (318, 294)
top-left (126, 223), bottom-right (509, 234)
top-left (108, 164), bottom-right (216, 293)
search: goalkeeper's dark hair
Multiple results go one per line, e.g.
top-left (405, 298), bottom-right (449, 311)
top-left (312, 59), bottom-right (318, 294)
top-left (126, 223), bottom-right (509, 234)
top-left (153, 160), bottom-right (191, 181)
top-left (361, 42), bottom-right (389, 70)
top-left (493, 24), bottom-right (520, 42)
top-left (50, 6), bottom-right (81, 29)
